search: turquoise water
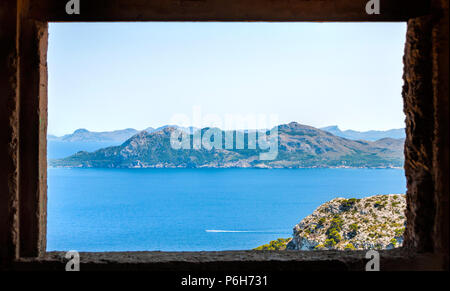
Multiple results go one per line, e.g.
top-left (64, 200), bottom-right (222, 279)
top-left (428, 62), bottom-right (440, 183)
top-left (47, 168), bottom-right (406, 251)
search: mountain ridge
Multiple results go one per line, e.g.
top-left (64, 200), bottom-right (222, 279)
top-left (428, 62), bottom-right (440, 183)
top-left (49, 122), bottom-right (405, 169)
top-left (50, 124), bottom-right (405, 143)
top-left (320, 125), bottom-right (405, 141)
top-left (50, 128), bottom-right (139, 143)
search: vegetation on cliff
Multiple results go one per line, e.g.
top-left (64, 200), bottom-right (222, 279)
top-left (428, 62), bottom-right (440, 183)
top-left (255, 194), bottom-right (406, 251)
top-left (253, 238), bottom-right (292, 250)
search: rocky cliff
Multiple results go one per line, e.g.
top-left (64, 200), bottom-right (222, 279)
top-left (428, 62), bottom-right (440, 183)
top-left (255, 194), bottom-right (406, 251)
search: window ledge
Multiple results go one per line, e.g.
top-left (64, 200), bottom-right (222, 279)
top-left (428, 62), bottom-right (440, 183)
top-left (12, 248), bottom-right (444, 271)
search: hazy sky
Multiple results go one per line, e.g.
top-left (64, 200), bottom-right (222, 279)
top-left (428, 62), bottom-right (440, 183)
top-left (48, 22), bottom-right (406, 136)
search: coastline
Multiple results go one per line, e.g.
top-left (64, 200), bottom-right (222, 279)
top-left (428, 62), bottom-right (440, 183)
top-left (47, 163), bottom-right (404, 170)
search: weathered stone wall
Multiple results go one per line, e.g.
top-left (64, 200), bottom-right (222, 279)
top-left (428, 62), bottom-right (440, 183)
top-left (0, 0), bottom-right (20, 265)
top-left (18, 15), bottom-right (48, 259)
top-left (1, 0), bottom-right (48, 266)
top-left (430, 0), bottom-right (449, 267)
top-left (402, 0), bottom-right (449, 270)
top-left (403, 15), bottom-right (436, 252)
top-left (0, 0), bottom-right (448, 270)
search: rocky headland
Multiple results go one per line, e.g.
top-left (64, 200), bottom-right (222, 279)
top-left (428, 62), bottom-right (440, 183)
top-left (255, 194), bottom-right (406, 251)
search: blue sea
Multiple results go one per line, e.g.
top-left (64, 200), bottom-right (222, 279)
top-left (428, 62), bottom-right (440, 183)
top-left (47, 168), bottom-right (406, 251)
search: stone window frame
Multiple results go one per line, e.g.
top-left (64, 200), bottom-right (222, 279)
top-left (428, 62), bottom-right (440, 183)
top-left (0, 0), bottom-right (447, 271)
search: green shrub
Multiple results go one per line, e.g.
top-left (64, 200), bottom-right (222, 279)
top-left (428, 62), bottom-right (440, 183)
top-left (394, 228), bottom-right (405, 237)
top-left (340, 198), bottom-right (358, 211)
top-left (314, 244), bottom-right (325, 250)
top-left (349, 223), bottom-right (359, 232)
top-left (324, 238), bottom-right (337, 248)
top-left (327, 229), bottom-right (342, 242)
top-left (329, 216), bottom-right (344, 231)
top-left (344, 243), bottom-right (356, 250)
top-left (254, 238), bottom-right (291, 250)
top-left (318, 217), bottom-right (326, 226)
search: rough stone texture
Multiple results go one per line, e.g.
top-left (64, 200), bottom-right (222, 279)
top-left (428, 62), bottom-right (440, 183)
top-left (12, 249), bottom-right (446, 271)
top-left (0, 0), bottom-right (48, 265)
top-left (402, 0), bottom-right (449, 270)
top-left (0, 0), bottom-right (20, 265)
top-left (18, 16), bottom-right (48, 258)
top-left (403, 15), bottom-right (436, 252)
top-left (431, 0), bottom-right (449, 267)
top-left (0, 0), bottom-right (448, 270)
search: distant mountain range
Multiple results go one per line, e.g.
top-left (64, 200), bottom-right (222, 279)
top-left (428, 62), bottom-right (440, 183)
top-left (49, 125), bottom-right (405, 144)
top-left (49, 126), bottom-right (197, 143)
top-left (49, 128), bottom-right (139, 143)
top-left (49, 122), bottom-right (405, 169)
top-left (320, 126), bottom-right (405, 141)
